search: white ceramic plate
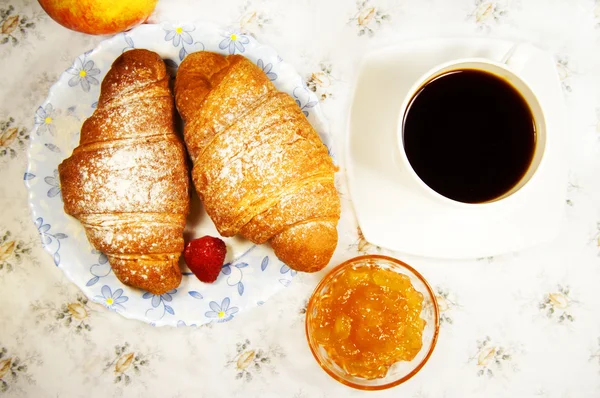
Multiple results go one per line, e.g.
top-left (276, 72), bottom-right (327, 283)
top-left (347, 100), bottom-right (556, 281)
top-left (346, 38), bottom-right (567, 259)
top-left (24, 22), bottom-right (332, 327)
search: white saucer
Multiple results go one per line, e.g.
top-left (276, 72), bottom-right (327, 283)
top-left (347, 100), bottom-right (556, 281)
top-left (345, 38), bottom-right (567, 259)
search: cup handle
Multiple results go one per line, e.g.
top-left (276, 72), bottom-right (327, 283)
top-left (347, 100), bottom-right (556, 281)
top-left (500, 42), bottom-right (533, 71)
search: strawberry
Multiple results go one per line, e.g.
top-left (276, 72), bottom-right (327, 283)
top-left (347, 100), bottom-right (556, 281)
top-left (184, 236), bottom-right (227, 283)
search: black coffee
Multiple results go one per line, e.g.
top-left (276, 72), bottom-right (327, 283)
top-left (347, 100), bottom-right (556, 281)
top-left (403, 69), bottom-right (536, 204)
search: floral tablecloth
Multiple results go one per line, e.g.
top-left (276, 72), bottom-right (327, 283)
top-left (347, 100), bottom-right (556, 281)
top-left (1, 0), bottom-right (600, 397)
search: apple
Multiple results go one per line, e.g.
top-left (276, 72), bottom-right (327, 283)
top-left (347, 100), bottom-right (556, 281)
top-left (38, 0), bottom-right (158, 35)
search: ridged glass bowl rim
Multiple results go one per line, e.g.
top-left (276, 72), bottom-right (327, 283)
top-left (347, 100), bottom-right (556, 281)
top-left (305, 254), bottom-right (440, 391)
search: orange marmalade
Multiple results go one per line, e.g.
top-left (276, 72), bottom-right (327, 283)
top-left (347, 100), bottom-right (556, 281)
top-left (309, 264), bottom-right (426, 379)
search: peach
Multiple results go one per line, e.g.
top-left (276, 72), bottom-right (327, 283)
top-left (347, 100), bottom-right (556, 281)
top-left (38, 0), bottom-right (158, 35)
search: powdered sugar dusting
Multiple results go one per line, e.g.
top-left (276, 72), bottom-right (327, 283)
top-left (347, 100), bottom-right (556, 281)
top-left (176, 52), bottom-right (340, 272)
top-left (67, 137), bottom-right (187, 216)
top-left (58, 49), bottom-right (189, 294)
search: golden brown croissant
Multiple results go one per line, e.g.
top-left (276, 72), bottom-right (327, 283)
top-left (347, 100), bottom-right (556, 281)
top-left (58, 49), bottom-right (190, 294)
top-left (174, 52), bottom-right (340, 272)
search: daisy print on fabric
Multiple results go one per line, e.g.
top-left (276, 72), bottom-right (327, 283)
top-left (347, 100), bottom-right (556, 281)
top-left (0, 4), bottom-right (44, 47)
top-left (227, 339), bottom-right (284, 382)
top-left (435, 286), bottom-right (459, 325)
top-left (298, 299), bottom-right (308, 316)
top-left (237, 1), bottom-right (271, 36)
top-left (348, 0), bottom-right (390, 37)
top-left (306, 63), bottom-right (337, 101)
top-left (555, 55), bottom-right (574, 93)
top-left (350, 226), bottom-right (380, 254)
top-left (0, 229), bottom-right (31, 273)
top-left (565, 178), bottom-right (581, 207)
top-left (538, 285), bottom-right (576, 323)
top-left (0, 117), bottom-right (28, 160)
top-left (31, 293), bottom-right (94, 336)
top-left (468, 0), bottom-right (507, 31)
top-left (468, 336), bottom-right (517, 378)
top-left (104, 343), bottom-right (150, 385)
top-left (0, 345), bottom-right (41, 394)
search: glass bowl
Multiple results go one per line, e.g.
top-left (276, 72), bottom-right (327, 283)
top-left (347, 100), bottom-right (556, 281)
top-left (305, 255), bottom-right (440, 390)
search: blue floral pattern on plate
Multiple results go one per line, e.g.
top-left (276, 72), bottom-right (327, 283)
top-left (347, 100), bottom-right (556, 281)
top-left (34, 103), bottom-right (55, 135)
top-left (280, 264), bottom-right (297, 277)
top-left (222, 261), bottom-right (249, 296)
top-left (279, 263), bottom-right (297, 287)
top-left (66, 53), bottom-right (101, 92)
top-left (164, 24), bottom-right (205, 61)
top-left (205, 297), bottom-right (239, 323)
top-left (35, 217), bottom-right (67, 266)
top-left (85, 250), bottom-right (111, 287)
top-left (44, 169), bottom-right (61, 199)
top-left (24, 22), bottom-right (331, 327)
top-left (219, 30), bottom-right (250, 54)
top-left (96, 285), bottom-right (128, 311)
top-left (293, 86), bottom-right (318, 117)
top-left (257, 59), bottom-right (277, 81)
top-left (142, 289), bottom-right (176, 320)
top-left (122, 33), bottom-right (135, 53)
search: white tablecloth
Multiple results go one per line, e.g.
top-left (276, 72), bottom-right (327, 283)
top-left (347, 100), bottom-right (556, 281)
top-left (1, 0), bottom-right (599, 397)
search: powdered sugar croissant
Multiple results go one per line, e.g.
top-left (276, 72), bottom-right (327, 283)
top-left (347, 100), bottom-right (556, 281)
top-left (175, 52), bottom-right (340, 272)
top-left (58, 49), bottom-right (190, 294)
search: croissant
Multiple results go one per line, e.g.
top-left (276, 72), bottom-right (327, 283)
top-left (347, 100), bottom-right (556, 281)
top-left (174, 52), bottom-right (340, 272)
top-left (58, 49), bottom-right (190, 294)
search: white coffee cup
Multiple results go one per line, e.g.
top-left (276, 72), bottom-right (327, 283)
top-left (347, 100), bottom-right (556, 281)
top-left (396, 46), bottom-right (547, 207)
